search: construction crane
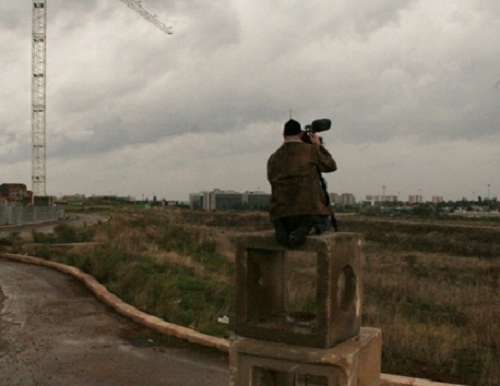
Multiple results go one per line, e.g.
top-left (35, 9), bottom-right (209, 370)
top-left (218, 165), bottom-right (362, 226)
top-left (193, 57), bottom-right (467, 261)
top-left (118, 0), bottom-right (173, 35)
top-left (31, 0), bottom-right (171, 197)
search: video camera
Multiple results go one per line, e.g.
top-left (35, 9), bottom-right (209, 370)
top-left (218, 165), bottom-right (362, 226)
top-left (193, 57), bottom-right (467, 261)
top-left (301, 119), bottom-right (332, 144)
top-left (301, 118), bottom-right (338, 230)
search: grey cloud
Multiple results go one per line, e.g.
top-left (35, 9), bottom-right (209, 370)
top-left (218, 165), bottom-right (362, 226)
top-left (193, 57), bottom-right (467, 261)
top-left (0, 4), bottom-right (30, 34)
top-left (145, 0), bottom-right (242, 50)
top-left (0, 134), bottom-right (30, 163)
top-left (273, 0), bottom-right (413, 46)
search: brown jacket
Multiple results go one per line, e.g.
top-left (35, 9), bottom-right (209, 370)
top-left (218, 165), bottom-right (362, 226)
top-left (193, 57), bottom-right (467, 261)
top-left (267, 140), bottom-right (337, 221)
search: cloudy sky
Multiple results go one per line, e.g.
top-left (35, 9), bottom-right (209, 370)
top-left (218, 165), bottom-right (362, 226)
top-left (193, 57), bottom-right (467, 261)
top-left (1, 0), bottom-right (499, 202)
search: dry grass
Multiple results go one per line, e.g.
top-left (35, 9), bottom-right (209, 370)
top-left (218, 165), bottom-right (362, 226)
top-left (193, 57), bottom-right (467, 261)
top-left (361, 242), bottom-right (499, 385)
top-left (8, 208), bottom-right (498, 385)
top-left (171, 210), bottom-right (500, 385)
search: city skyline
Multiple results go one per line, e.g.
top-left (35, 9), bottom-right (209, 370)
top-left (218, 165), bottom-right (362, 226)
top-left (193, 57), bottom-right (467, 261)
top-left (0, 179), bottom-right (496, 205)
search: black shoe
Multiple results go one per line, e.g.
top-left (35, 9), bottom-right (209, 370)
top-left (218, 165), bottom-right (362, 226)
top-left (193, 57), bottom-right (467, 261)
top-left (288, 224), bottom-right (311, 247)
top-left (274, 221), bottom-right (289, 246)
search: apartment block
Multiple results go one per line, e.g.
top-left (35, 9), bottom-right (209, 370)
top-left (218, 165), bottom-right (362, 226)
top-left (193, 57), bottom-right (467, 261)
top-left (408, 195), bottom-right (423, 204)
top-left (366, 194), bottom-right (398, 203)
top-left (330, 192), bottom-right (356, 205)
top-left (190, 189), bottom-right (271, 211)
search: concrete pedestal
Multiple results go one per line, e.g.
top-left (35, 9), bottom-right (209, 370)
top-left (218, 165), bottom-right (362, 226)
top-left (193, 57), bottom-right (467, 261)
top-left (236, 231), bottom-right (363, 348)
top-left (229, 327), bottom-right (382, 386)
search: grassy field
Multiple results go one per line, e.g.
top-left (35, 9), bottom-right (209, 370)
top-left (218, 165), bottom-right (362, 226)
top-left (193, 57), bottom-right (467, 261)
top-left (342, 219), bottom-right (499, 385)
top-left (3, 207), bottom-right (499, 385)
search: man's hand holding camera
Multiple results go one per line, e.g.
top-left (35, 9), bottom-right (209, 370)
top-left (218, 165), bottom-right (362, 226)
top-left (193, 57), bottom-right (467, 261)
top-left (306, 133), bottom-right (322, 146)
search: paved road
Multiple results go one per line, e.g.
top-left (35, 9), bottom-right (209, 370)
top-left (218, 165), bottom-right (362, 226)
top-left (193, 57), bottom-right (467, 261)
top-left (0, 259), bottom-right (229, 386)
top-left (0, 213), bottom-right (108, 238)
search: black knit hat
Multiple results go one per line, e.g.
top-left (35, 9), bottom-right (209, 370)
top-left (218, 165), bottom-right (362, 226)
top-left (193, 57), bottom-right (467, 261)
top-left (283, 119), bottom-right (301, 136)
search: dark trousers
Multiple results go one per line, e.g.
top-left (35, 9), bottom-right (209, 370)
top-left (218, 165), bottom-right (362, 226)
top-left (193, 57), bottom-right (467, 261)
top-left (273, 215), bottom-right (329, 246)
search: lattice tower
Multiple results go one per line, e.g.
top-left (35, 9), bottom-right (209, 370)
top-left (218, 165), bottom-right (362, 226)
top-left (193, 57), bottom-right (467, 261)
top-left (32, 0), bottom-right (47, 196)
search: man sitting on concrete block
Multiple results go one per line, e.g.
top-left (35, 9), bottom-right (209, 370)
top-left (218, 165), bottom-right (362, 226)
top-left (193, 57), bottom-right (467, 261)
top-left (267, 118), bottom-right (337, 247)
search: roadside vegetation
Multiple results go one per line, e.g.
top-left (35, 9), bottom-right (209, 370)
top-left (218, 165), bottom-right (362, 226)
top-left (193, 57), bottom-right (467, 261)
top-left (2, 206), bottom-right (499, 385)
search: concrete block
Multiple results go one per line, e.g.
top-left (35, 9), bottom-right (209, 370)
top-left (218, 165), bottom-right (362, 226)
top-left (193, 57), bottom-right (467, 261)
top-left (235, 231), bottom-right (362, 348)
top-left (229, 327), bottom-right (381, 386)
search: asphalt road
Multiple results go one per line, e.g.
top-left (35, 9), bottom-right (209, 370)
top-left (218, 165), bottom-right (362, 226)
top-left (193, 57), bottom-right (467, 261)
top-left (0, 259), bottom-right (229, 386)
top-left (0, 213), bottom-right (109, 238)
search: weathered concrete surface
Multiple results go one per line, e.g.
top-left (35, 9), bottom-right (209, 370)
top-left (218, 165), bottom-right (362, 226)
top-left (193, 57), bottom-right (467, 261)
top-left (229, 328), bottom-right (381, 386)
top-left (380, 374), bottom-right (467, 386)
top-left (235, 231), bottom-right (363, 348)
top-left (0, 259), bottom-right (229, 386)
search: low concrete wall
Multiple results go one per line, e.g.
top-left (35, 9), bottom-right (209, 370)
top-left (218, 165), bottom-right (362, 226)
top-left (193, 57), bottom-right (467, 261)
top-left (0, 252), bottom-right (467, 386)
top-left (0, 205), bottom-right (64, 226)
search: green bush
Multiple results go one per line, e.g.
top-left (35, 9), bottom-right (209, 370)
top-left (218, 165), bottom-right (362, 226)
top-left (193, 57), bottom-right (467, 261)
top-left (31, 225), bottom-right (95, 244)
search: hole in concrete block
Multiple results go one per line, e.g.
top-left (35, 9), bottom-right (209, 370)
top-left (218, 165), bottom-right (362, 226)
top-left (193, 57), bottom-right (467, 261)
top-left (245, 249), bottom-right (319, 332)
top-left (337, 265), bottom-right (357, 312)
top-left (246, 249), bottom-right (287, 322)
top-left (238, 235), bottom-right (362, 346)
top-left (286, 250), bottom-right (318, 325)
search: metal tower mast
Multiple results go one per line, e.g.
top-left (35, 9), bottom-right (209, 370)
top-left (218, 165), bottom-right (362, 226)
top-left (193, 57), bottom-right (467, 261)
top-left (32, 0), bottom-right (47, 196)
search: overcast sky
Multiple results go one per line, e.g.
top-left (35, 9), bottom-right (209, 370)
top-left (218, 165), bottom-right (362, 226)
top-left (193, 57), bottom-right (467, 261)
top-left (1, 0), bottom-right (499, 202)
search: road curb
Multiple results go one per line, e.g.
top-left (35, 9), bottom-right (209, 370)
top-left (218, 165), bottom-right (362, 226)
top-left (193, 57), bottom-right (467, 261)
top-left (0, 252), bottom-right (230, 353)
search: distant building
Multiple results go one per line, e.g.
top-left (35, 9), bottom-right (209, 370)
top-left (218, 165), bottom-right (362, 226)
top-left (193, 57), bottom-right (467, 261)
top-left (340, 193), bottom-right (356, 205)
top-left (329, 193), bottom-right (339, 204)
top-left (189, 192), bottom-right (204, 209)
top-left (243, 191), bottom-right (271, 209)
top-left (330, 192), bottom-right (356, 205)
top-left (0, 183), bottom-right (33, 205)
top-left (366, 194), bottom-right (397, 204)
top-left (209, 190), bottom-right (243, 210)
top-left (432, 196), bottom-right (444, 204)
top-left (202, 189), bottom-right (244, 210)
top-left (190, 189), bottom-right (270, 211)
top-left (408, 195), bottom-right (423, 204)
